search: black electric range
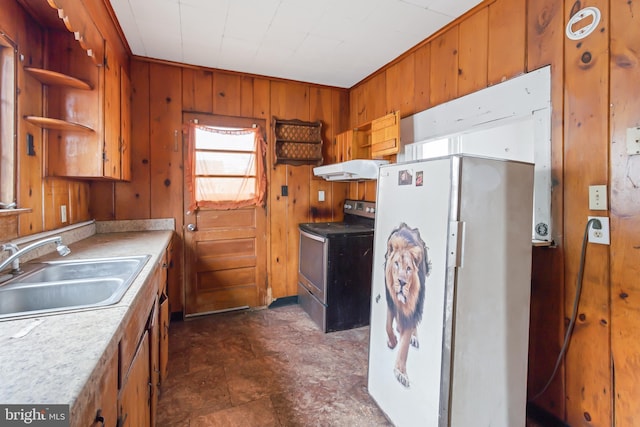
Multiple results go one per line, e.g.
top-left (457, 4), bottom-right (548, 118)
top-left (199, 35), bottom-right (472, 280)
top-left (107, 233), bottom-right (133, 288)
top-left (297, 200), bottom-right (376, 332)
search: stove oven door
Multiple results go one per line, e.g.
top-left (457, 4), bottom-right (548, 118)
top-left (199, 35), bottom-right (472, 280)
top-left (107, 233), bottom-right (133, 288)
top-left (298, 229), bottom-right (328, 330)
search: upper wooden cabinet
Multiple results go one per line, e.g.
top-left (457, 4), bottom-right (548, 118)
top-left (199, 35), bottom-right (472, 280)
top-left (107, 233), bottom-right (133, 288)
top-left (22, 1), bottom-right (131, 180)
top-left (371, 111), bottom-right (400, 158)
top-left (333, 111), bottom-right (400, 162)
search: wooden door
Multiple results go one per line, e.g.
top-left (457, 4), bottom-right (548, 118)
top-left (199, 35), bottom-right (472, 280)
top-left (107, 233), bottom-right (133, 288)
top-left (183, 113), bottom-right (267, 316)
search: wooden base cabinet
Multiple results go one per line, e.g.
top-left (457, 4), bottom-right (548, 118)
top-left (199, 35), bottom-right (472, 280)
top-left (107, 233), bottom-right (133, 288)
top-left (77, 350), bottom-right (118, 427)
top-left (66, 240), bottom-right (172, 426)
top-left (119, 331), bottom-right (151, 427)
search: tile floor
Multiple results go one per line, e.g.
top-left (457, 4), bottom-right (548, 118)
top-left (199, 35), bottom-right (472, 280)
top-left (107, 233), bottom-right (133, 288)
top-left (157, 304), bottom-right (546, 427)
top-left (157, 304), bottom-right (390, 426)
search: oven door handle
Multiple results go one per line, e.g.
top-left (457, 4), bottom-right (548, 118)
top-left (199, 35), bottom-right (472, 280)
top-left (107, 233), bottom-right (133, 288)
top-left (300, 229), bottom-right (327, 243)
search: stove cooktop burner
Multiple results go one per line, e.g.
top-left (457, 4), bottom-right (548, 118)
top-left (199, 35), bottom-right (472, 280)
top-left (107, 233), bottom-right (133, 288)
top-left (298, 221), bottom-right (374, 237)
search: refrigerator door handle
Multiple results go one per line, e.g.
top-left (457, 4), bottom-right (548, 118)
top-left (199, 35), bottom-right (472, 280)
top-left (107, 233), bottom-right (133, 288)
top-left (447, 221), bottom-right (465, 268)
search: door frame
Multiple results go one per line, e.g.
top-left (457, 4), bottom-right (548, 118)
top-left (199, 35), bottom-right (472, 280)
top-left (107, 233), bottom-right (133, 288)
top-left (182, 112), bottom-right (268, 314)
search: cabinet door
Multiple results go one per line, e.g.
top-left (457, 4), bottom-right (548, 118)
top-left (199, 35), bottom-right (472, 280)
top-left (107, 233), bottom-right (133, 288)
top-left (149, 300), bottom-right (160, 427)
top-left (103, 43), bottom-right (122, 179)
top-left (120, 66), bottom-right (132, 181)
top-left (159, 294), bottom-right (170, 383)
top-left (335, 131), bottom-right (352, 162)
top-left (371, 111), bottom-right (400, 158)
top-left (79, 350), bottom-right (118, 427)
top-left (119, 331), bottom-right (151, 427)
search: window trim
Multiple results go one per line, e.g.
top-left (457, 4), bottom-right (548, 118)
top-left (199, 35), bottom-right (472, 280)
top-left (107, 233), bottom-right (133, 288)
top-left (184, 114), bottom-right (267, 212)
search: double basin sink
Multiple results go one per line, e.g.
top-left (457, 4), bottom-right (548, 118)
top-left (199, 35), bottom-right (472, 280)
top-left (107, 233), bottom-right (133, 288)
top-left (0, 255), bottom-right (150, 320)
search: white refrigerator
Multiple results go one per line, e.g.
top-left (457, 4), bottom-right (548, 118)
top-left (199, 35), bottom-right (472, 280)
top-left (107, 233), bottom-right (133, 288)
top-left (367, 155), bottom-right (534, 427)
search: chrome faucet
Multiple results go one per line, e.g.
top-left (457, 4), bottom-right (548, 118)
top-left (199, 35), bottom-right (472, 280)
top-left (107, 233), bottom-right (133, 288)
top-left (0, 236), bottom-right (71, 275)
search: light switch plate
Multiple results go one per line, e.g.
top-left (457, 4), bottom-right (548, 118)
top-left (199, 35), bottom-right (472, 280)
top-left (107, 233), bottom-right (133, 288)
top-left (588, 185), bottom-right (607, 210)
top-left (318, 190), bottom-right (325, 202)
top-left (61, 205), bottom-right (67, 223)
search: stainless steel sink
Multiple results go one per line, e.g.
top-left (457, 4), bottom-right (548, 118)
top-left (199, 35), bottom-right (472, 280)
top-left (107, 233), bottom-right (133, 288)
top-left (14, 256), bottom-right (147, 283)
top-left (0, 255), bottom-right (150, 319)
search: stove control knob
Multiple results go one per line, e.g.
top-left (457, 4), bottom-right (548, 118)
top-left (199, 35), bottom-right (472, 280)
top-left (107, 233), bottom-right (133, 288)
top-left (344, 204), bottom-right (352, 210)
top-left (369, 207), bottom-right (375, 214)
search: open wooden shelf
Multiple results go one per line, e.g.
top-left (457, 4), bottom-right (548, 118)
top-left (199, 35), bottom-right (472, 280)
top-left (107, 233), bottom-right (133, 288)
top-left (273, 118), bottom-right (323, 166)
top-left (24, 67), bottom-right (92, 90)
top-left (24, 115), bottom-right (94, 132)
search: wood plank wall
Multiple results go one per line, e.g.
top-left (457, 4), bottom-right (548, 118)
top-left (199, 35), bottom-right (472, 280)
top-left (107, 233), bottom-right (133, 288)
top-left (610, 2), bottom-right (640, 426)
top-left (6, 0), bottom-right (640, 424)
top-left (347, 0), bottom-right (640, 425)
top-left (89, 61), bottom-right (350, 311)
top-left (0, 0), bottom-right (92, 240)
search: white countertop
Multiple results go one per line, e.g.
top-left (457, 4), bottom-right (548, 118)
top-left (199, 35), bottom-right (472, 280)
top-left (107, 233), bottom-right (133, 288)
top-left (0, 230), bottom-right (172, 414)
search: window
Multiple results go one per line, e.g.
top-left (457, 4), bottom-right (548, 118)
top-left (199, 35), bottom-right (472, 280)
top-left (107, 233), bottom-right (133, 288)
top-left (0, 31), bottom-right (16, 208)
top-left (186, 123), bottom-right (267, 211)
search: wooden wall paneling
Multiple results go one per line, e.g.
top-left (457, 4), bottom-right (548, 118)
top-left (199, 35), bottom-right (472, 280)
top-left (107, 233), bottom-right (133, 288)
top-left (610, 0), bottom-right (640, 424)
top-left (149, 63), bottom-right (183, 221)
top-left (213, 72), bottom-right (241, 117)
top-left (149, 62), bottom-right (184, 312)
top-left (287, 164), bottom-right (311, 296)
top-left (182, 68), bottom-right (213, 113)
top-left (330, 182), bottom-right (348, 222)
top-left (309, 87), bottom-right (334, 223)
top-left (429, 25), bottom-right (459, 107)
top-left (347, 181), bottom-right (359, 201)
top-left (68, 181), bottom-right (90, 223)
top-left (89, 181), bottom-right (115, 220)
top-left (252, 77), bottom-right (270, 120)
top-left (115, 60), bottom-right (151, 219)
top-left (43, 178), bottom-right (68, 230)
top-left (311, 86), bottom-right (332, 168)
top-left (350, 84), bottom-right (366, 127)
top-left (18, 123), bottom-right (44, 235)
top-left (269, 80), bottom-right (310, 298)
top-left (268, 81), bottom-right (294, 299)
top-left (18, 43), bottom-right (45, 235)
top-left (487, 0), bottom-right (526, 85)
top-left (563, 0), bottom-right (611, 425)
top-left (526, 0), bottom-right (566, 416)
top-left (458, 7), bottom-right (488, 97)
top-left (386, 54), bottom-right (415, 117)
top-left (240, 76), bottom-right (254, 118)
top-left (610, 218), bottom-right (640, 427)
top-left (413, 43), bottom-right (431, 113)
top-left (330, 89), bottom-right (350, 219)
top-left (363, 73), bottom-right (387, 123)
top-left (284, 82), bottom-right (311, 298)
top-left (330, 90), bottom-right (350, 221)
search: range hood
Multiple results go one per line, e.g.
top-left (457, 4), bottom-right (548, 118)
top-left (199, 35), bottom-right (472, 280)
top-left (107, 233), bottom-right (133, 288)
top-left (313, 159), bottom-right (389, 181)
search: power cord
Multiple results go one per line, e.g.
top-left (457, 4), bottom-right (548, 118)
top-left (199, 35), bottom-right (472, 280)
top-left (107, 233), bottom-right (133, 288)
top-left (529, 217), bottom-right (601, 402)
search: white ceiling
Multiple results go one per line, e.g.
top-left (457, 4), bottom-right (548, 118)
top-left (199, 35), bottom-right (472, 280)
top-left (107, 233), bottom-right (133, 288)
top-left (109, 0), bottom-right (483, 88)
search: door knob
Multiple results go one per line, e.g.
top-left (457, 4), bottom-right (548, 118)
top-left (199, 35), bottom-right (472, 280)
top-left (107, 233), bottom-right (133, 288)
top-left (187, 224), bottom-right (196, 231)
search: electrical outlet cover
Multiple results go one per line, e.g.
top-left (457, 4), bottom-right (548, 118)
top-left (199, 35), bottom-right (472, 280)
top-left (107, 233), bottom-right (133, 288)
top-left (588, 216), bottom-right (610, 245)
top-left (627, 126), bottom-right (640, 155)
